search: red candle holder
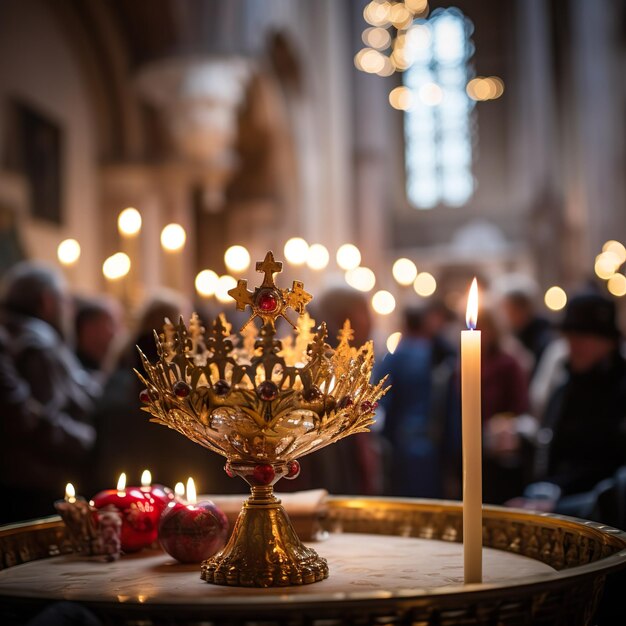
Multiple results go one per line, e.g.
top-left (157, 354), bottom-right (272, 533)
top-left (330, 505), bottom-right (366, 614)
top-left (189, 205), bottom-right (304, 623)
top-left (91, 473), bottom-right (159, 553)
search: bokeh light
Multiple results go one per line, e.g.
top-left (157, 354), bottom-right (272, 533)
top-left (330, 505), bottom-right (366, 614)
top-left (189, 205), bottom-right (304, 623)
top-left (418, 82), bottom-right (443, 106)
top-left (117, 207), bottom-right (142, 237)
top-left (307, 243), bottom-right (330, 270)
top-left (345, 267), bottom-right (376, 292)
top-left (336, 244), bottom-right (362, 270)
top-left (102, 252), bottom-right (131, 280)
top-left (466, 76), bottom-right (505, 101)
top-left (386, 331), bottom-right (402, 354)
top-left (389, 86), bottom-right (413, 111)
top-left (413, 272), bottom-right (437, 296)
top-left (354, 48), bottom-right (387, 74)
top-left (57, 239), bottom-right (81, 266)
top-left (608, 273), bottom-right (626, 297)
top-left (195, 269), bottom-right (219, 297)
top-left (224, 245), bottom-right (251, 273)
top-left (405, 0), bottom-right (428, 14)
top-left (362, 27), bottom-right (391, 50)
top-left (284, 237), bottom-right (309, 266)
top-left (363, 1), bottom-right (391, 27)
top-left (160, 223), bottom-right (186, 252)
top-left (372, 290), bottom-right (396, 315)
top-left (215, 275), bottom-right (237, 303)
top-left (544, 286), bottom-right (567, 311)
top-left (392, 258), bottom-right (418, 285)
top-left (602, 240), bottom-right (626, 265)
top-left (595, 251), bottom-right (621, 280)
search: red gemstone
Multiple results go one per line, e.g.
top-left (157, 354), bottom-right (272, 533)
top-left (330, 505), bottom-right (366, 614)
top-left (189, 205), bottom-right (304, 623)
top-left (173, 381), bottom-right (191, 398)
top-left (224, 463), bottom-right (235, 478)
top-left (303, 385), bottom-right (322, 402)
top-left (257, 381), bottom-right (278, 401)
top-left (360, 401), bottom-right (373, 413)
top-left (213, 379), bottom-right (230, 396)
top-left (252, 464), bottom-right (275, 485)
top-left (139, 389), bottom-right (152, 404)
top-left (286, 461), bottom-right (301, 479)
top-left (257, 290), bottom-right (278, 313)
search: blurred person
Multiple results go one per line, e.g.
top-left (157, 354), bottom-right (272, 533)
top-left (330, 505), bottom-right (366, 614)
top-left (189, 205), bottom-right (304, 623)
top-left (423, 299), bottom-right (457, 367)
top-left (74, 296), bottom-right (123, 375)
top-left (93, 290), bottom-right (237, 494)
top-left (378, 306), bottom-right (459, 498)
top-left (0, 262), bottom-right (98, 522)
top-left (512, 293), bottom-right (626, 519)
top-left (500, 279), bottom-right (554, 375)
top-left (285, 287), bottom-right (382, 495)
top-left (478, 308), bottom-right (531, 503)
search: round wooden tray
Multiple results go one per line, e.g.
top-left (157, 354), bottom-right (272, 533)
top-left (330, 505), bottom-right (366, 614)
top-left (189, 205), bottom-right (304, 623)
top-left (1, 497), bottom-right (625, 625)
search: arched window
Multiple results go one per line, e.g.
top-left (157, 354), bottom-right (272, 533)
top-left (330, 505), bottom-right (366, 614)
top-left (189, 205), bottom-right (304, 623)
top-left (404, 8), bottom-right (475, 209)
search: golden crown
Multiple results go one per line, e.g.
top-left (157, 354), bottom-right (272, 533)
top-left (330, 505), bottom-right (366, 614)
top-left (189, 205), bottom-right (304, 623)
top-left (136, 251), bottom-right (389, 465)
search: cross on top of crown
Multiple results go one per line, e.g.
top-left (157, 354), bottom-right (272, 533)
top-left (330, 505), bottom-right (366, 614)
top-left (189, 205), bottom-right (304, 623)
top-left (228, 251), bottom-right (313, 330)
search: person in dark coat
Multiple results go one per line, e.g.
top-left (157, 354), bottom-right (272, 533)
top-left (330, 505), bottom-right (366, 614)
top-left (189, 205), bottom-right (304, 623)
top-left (378, 307), bottom-right (459, 498)
top-left (0, 263), bottom-right (97, 522)
top-left (514, 293), bottom-right (626, 516)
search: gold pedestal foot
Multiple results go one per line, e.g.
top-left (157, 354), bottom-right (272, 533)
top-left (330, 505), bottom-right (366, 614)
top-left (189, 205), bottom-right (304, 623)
top-left (201, 486), bottom-right (329, 587)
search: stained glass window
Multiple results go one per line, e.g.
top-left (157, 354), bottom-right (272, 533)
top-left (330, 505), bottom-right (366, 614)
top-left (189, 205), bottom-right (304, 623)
top-left (404, 8), bottom-right (475, 209)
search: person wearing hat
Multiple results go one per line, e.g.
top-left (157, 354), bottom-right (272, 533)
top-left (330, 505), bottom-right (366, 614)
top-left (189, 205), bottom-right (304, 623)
top-left (515, 292), bottom-right (626, 517)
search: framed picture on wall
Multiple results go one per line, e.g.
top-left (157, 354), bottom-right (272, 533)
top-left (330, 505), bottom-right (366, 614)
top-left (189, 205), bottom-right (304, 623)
top-left (11, 100), bottom-right (63, 225)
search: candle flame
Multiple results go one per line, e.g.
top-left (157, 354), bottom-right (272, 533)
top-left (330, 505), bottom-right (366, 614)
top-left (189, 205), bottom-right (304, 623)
top-left (141, 469), bottom-right (151, 487)
top-left (65, 483), bottom-right (76, 503)
top-left (186, 477), bottom-right (197, 505)
top-left (117, 472), bottom-right (126, 492)
top-left (466, 278), bottom-right (479, 330)
top-left (174, 482), bottom-right (185, 498)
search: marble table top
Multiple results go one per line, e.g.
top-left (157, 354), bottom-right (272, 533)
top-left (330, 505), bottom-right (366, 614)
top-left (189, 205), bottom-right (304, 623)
top-left (0, 533), bottom-right (556, 606)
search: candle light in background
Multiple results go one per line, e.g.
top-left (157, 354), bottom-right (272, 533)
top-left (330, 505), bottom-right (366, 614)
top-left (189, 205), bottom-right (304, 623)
top-left (461, 277), bottom-right (482, 584)
top-left (57, 238), bottom-right (81, 285)
top-left (102, 252), bottom-right (131, 309)
top-left (224, 245), bottom-right (251, 273)
top-left (160, 223), bottom-right (186, 290)
top-left (284, 238), bottom-right (309, 266)
top-left (117, 207), bottom-right (142, 308)
top-left (336, 243), bottom-right (361, 271)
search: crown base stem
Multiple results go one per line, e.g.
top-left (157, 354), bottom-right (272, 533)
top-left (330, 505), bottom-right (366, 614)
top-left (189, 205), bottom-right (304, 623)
top-left (200, 483), bottom-right (328, 587)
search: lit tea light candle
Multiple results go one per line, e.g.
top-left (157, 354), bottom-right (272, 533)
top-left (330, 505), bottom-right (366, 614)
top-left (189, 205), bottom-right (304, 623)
top-left (91, 473), bottom-right (159, 553)
top-left (158, 477), bottom-right (229, 564)
top-left (174, 482), bottom-right (185, 500)
top-left (65, 482), bottom-right (77, 504)
top-left (139, 469), bottom-right (175, 512)
top-left (461, 277), bottom-right (482, 584)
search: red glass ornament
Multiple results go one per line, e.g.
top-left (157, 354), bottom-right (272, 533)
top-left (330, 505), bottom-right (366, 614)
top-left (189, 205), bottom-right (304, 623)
top-left (257, 381), bottom-right (278, 401)
top-left (213, 379), bottom-right (230, 396)
top-left (173, 381), bottom-right (191, 398)
top-left (286, 460), bottom-right (301, 479)
top-left (139, 389), bottom-right (152, 404)
top-left (257, 290), bottom-right (278, 312)
top-left (158, 500), bottom-right (229, 564)
top-left (91, 488), bottom-right (159, 552)
top-left (252, 464), bottom-right (275, 485)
